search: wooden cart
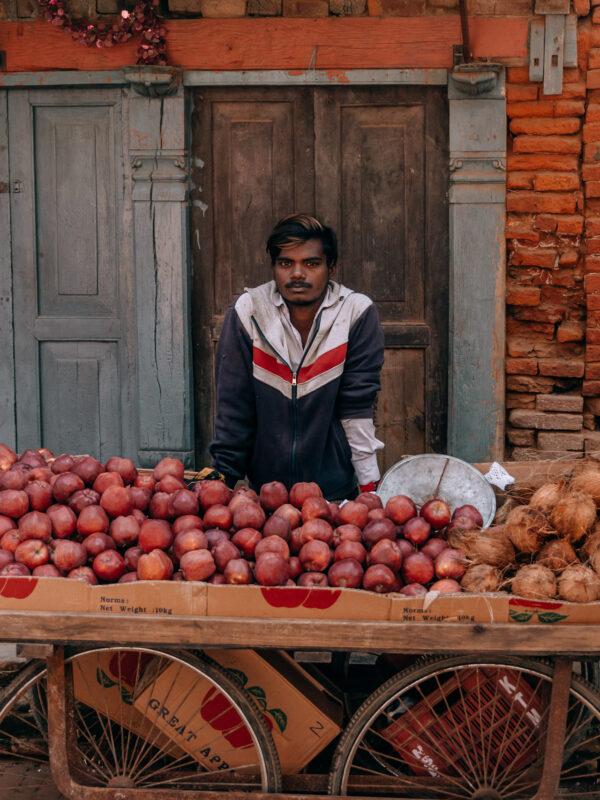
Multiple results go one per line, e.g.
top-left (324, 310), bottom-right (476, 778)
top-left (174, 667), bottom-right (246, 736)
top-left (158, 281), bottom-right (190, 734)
top-left (1, 608), bottom-right (599, 800)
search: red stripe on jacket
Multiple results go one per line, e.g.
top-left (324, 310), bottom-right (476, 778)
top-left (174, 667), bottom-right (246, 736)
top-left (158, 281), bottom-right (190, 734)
top-left (253, 342), bottom-right (347, 384)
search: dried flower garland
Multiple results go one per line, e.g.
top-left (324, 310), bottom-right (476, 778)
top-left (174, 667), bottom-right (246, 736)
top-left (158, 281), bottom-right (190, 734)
top-left (37, 0), bottom-right (167, 65)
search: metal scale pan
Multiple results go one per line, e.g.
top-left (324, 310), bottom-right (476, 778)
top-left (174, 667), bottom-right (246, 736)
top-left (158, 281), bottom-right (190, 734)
top-left (377, 453), bottom-right (496, 528)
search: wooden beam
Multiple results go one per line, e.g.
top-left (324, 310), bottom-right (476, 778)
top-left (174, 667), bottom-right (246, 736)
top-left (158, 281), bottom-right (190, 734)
top-left (0, 611), bottom-right (598, 655)
top-left (0, 17), bottom-right (528, 75)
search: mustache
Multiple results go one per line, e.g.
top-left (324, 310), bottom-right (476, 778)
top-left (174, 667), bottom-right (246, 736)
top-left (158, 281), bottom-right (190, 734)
top-left (285, 281), bottom-right (312, 289)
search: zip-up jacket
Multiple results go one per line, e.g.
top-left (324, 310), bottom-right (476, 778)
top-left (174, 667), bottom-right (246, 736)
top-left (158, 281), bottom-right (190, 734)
top-left (210, 280), bottom-right (385, 499)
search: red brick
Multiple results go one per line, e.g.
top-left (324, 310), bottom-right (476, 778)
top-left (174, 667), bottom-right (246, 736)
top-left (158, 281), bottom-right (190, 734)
top-left (506, 215), bottom-right (540, 242)
top-left (587, 294), bottom-right (600, 309)
top-left (585, 397), bottom-right (600, 414)
top-left (507, 428), bottom-right (536, 446)
top-left (545, 270), bottom-right (579, 288)
top-left (507, 101), bottom-right (555, 118)
top-left (583, 164), bottom-right (600, 182)
top-left (587, 328), bottom-right (600, 342)
top-left (586, 215), bottom-right (600, 235)
top-left (557, 320), bottom-right (585, 342)
top-left (515, 307), bottom-right (566, 324)
top-left (574, 0), bottom-right (591, 15)
top-left (588, 239), bottom-right (600, 256)
top-left (587, 198), bottom-right (600, 213)
top-left (585, 104), bottom-right (600, 123)
top-left (506, 285), bottom-right (541, 306)
top-left (506, 320), bottom-right (555, 338)
top-left (507, 172), bottom-right (534, 189)
top-left (586, 273), bottom-right (600, 292)
top-left (507, 392), bottom-right (536, 409)
top-left (558, 249), bottom-right (580, 266)
top-left (539, 359), bottom-right (585, 378)
top-left (587, 345), bottom-right (600, 360)
top-left (511, 118), bottom-right (580, 136)
top-left (282, 0), bottom-right (329, 14)
top-left (585, 181), bottom-right (600, 197)
top-left (556, 214), bottom-right (584, 234)
top-left (507, 376), bottom-right (557, 392)
top-left (506, 85), bottom-right (538, 102)
top-left (537, 432), bottom-right (584, 450)
top-left (589, 309), bottom-right (600, 326)
top-left (511, 246), bottom-right (558, 268)
top-left (509, 409), bottom-right (583, 429)
top-left (588, 70), bottom-right (600, 91)
top-left (583, 380), bottom-right (600, 395)
top-left (508, 154), bottom-right (579, 171)
top-left (584, 121), bottom-right (600, 143)
top-left (508, 67), bottom-right (532, 84)
top-left (506, 357), bottom-right (538, 375)
top-left (561, 81), bottom-right (587, 99)
top-left (594, 6), bottom-right (600, 23)
top-left (564, 68), bottom-right (581, 82)
top-left (584, 141), bottom-right (600, 162)
top-left (541, 287), bottom-right (570, 304)
top-left (513, 135), bottom-right (581, 154)
top-left (532, 214), bottom-right (557, 232)
top-left (534, 172), bottom-right (580, 191)
top-left (555, 101), bottom-right (586, 117)
top-left (585, 255), bottom-right (600, 272)
top-left (586, 363), bottom-right (600, 379)
top-left (506, 192), bottom-right (577, 214)
top-left (537, 393), bottom-right (584, 412)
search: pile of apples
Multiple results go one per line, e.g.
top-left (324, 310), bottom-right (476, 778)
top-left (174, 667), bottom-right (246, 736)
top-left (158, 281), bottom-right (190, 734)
top-left (0, 444), bottom-right (481, 594)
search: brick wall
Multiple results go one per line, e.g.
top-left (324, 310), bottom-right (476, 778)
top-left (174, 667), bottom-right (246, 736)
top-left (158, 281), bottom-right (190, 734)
top-left (505, 10), bottom-right (600, 461)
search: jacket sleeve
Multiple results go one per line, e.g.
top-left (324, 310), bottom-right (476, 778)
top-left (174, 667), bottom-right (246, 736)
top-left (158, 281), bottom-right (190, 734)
top-left (336, 302), bottom-right (385, 419)
top-left (209, 303), bottom-right (256, 486)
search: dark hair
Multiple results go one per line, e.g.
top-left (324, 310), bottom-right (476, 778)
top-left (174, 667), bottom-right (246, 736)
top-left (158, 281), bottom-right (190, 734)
top-left (266, 213), bottom-right (338, 267)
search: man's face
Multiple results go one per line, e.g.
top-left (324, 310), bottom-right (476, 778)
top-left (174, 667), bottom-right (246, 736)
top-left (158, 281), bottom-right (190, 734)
top-left (272, 239), bottom-right (334, 307)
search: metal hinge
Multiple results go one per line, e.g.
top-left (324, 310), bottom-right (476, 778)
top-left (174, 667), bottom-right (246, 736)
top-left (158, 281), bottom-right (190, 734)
top-left (11, 180), bottom-right (22, 193)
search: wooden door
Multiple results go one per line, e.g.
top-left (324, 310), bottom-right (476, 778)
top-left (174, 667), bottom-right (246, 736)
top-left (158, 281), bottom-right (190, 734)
top-left (191, 86), bottom-right (448, 473)
top-left (8, 88), bottom-right (136, 461)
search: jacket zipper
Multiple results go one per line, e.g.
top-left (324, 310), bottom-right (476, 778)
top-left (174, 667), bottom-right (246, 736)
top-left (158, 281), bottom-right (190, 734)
top-left (252, 312), bottom-right (323, 485)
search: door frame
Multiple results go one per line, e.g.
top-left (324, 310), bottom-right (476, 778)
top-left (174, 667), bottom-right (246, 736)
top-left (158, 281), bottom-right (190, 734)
top-left (0, 66), bottom-right (506, 464)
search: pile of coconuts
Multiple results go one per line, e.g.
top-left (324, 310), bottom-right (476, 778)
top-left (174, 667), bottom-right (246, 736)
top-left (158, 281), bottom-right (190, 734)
top-left (448, 460), bottom-right (600, 603)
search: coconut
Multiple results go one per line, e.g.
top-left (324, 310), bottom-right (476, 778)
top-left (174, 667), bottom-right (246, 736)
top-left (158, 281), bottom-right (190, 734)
top-left (457, 527), bottom-right (515, 569)
top-left (505, 506), bottom-right (552, 554)
top-left (549, 491), bottom-right (597, 544)
top-left (590, 547), bottom-right (600, 575)
top-left (529, 481), bottom-right (565, 516)
top-left (580, 523), bottom-right (600, 559)
top-left (569, 469), bottom-right (600, 506)
top-left (558, 564), bottom-right (600, 603)
top-left (511, 564), bottom-right (557, 601)
top-left (535, 539), bottom-right (578, 572)
top-left (460, 564), bottom-right (501, 593)
top-left (494, 497), bottom-right (520, 526)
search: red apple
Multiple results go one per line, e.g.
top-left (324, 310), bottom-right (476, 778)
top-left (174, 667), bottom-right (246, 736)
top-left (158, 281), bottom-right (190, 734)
top-left (157, 474), bottom-right (187, 494)
top-left (0, 489), bottom-right (29, 518)
top-left (51, 540), bottom-right (87, 572)
top-left (400, 583), bottom-right (427, 597)
top-left (110, 515), bottom-right (140, 547)
top-left (402, 551), bottom-right (435, 585)
top-left (289, 481), bottom-right (322, 509)
top-left (153, 457), bottom-right (185, 482)
top-left (134, 474), bottom-right (156, 491)
top-left (93, 550), bottom-right (126, 582)
top-left (93, 472), bottom-right (124, 494)
top-left (262, 514), bottom-right (291, 542)
top-left (223, 558), bottom-right (253, 584)
top-left (0, 469), bottom-right (28, 491)
top-left (25, 481), bottom-right (52, 511)
top-left (0, 562), bottom-right (31, 576)
top-left (287, 555), bottom-right (303, 579)
top-left (1, 529), bottom-right (20, 552)
top-left (72, 456), bottom-right (104, 486)
top-left (300, 518), bottom-right (333, 546)
top-left (138, 519), bottom-right (173, 553)
top-left (421, 537), bottom-right (448, 560)
top-left (301, 496), bottom-right (332, 523)
top-left (124, 546), bottom-right (143, 571)
top-left (196, 480), bottom-right (233, 510)
top-left (180, 549), bottom-right (215, 581)
top-left (18, 510), bottom-right (52, 542)
top-left (68, 488), bottom-right (101, 514)
top-left (273, 503), bottom-right (301, 529)
top-left (452, 504), bottom-right (483, 527)
top-left (338, 501), bottom-right (369, 529)
top-left (333, 524), bottom-right (362, 545)
top-left (430, 578), bottom-right (462, 593)
top-left (403, 516), bottom-right (432, 546)
top-left (0, 550), bottom-right (14, 569)
top-left (212, 539), bottom-right (241, 572)
top-left (148, 492), bottom-right (172, 520)
top-left (171, 489), bottom-right (199, 517)
top-left (83, 532), bottom-right (116, 557)
top-left (172, 514), bottom-right (203, 535)
top-left (137, 548), bottom-right (174, 581)
top-left (67, 566), bottom-right (98, 584)
top-left (0, 443), bottom-right (17, 471)
top-left (259, 481), bottom-right (288, 511)
top-left (369, 538), bottom-right (403, 572)
top-left (100, 486), bottom-right (133, 518)
top-left (363, 564), bottom-right (396, 593)
top-left (51, 454), bottom-right (75, 474)
top-left (355, 492), bottom-right (383, 510)
top-left (52, 473), bottom-right (85, 503)
top-left (203, 504), bottom-right (233, 531)
top-left (77, 505), bottom-right (110, 537)
top-left (173, 528), bottom-right (207, 560)
top-left (232, 502), bottom-right (266, 532)
top-left (129, 486), bottom-right (151, 511)
top-left (15, 538), bottom-right (50, 569)
top-left (254, 535), bottom-right (290, 560)
top-left (254, 552), bottom-right (289, 586)
top-left (362, 518), bottom-right (397, 548)
top-left (105, 456), bottom-right (137, 485)
top-left (298, 572), bottom-right (328, 587)
top-left (33, 563), bottom-right (62, 577)
top-left (385, 495), bottom-right (417, 525)
top-left (328, 558), bottom-right (363, 588)
top-left (334, 539), bottom-right (367, 564)
top-left (118, 572), bottom-right (139, 583)
top-left (420, 499), bottom-right (451, 530)
top-left (0, 514), bottom-right (16, 535)
top-left (299, 539), bottom-right (331, 572)
top-left (231, 527), bottom-right (262, 558)
top-left (47, 504), bottom-right (77, 539)
top-left (434, 548), bottom-right (466, 580)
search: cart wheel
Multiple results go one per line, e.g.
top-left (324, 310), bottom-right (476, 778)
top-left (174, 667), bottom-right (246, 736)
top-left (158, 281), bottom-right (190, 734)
top-left (328, 654), bottom-right (600, 799)
top-left (0, 647), bottom-right (281, 797)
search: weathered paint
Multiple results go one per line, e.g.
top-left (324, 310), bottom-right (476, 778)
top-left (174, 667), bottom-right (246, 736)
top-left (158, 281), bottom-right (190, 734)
top-left (447, 69), bottom-right (506, 462)
top-left (0, 90), bottom-right (16, 448)
top-left (0, 17), bottom-right (529, 73)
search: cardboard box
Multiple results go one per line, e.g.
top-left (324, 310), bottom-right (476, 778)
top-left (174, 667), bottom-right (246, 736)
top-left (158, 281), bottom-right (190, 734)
top-left (509, 596), bottom-right (600, 624)
top-left (389, 592), bottom-right (509, 624)
top-left (134, 649), bottom-right (342, 774)
top-left (206, 584), bottom-right (392, 620)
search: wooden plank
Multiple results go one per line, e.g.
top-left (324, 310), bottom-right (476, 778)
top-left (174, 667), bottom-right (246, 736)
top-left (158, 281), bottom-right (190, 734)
top-left (0, 17), bottom-right (528, 74)
top-left (564, 14), bottom-right (577, 69)
top-left (543, 14), bottom-right (565, 97)
top-left (0, 91), bottom-right (16, 449)
top-left (0, 612), bottom-right (599, 654)
top-left (529, 18), bottom-right (544, 82)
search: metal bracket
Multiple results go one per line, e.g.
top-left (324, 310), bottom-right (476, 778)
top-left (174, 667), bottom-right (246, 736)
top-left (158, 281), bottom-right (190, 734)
top-left (450, 62), bottom-right (503, 96)
top-left (453, 44), bottom-right (465, 67)
top-left (123, 66), bottom-right (183, 97)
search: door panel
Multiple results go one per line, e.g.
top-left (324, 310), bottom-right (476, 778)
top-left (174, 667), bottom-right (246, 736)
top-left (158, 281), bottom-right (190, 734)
top-left (191, 86), bottom-right (448, 474)
top-left (9, 88), bottom-right (135, 462)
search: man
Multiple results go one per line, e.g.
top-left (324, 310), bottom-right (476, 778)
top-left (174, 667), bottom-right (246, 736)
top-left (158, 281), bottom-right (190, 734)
top-left (210, 213), bottom-right (385, 500)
